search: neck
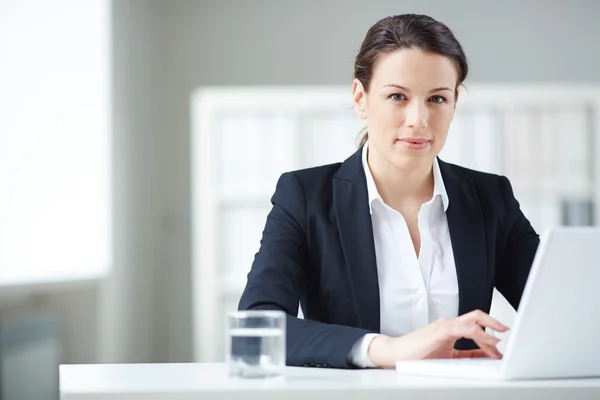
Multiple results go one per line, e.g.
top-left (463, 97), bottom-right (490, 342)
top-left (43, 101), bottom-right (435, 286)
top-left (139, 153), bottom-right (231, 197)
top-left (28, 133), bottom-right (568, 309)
top-left (367, 145), bottom-right (434, 210)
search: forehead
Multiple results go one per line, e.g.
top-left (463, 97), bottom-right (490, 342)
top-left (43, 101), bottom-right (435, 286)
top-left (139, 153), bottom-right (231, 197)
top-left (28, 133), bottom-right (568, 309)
top-left (370, 48), bottom-right (458, 89)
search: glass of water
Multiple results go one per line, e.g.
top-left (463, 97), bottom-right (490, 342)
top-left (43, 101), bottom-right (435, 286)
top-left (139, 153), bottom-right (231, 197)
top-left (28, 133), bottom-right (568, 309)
top-left (226, 310), bottom-right (286, 378)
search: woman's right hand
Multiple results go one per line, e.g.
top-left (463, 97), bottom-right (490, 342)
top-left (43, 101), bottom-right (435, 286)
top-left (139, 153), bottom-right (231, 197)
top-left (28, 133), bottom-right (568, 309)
top-left (367, 310), bottom-right (509, 368)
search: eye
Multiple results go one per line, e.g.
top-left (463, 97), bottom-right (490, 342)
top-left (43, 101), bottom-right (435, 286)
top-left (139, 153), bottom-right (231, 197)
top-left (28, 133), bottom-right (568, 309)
top-left (389, 93), bottom-right (407, 101)
top-left (430, 95), bottom-right (447, 104)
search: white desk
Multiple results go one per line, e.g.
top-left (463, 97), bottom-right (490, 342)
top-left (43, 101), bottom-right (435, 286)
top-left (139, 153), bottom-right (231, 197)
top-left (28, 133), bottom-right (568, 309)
top-left (59, 362), bottom-right (600, 400)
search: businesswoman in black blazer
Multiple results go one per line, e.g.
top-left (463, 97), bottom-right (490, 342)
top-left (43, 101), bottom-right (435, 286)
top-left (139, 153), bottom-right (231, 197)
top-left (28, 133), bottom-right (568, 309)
top-left (238, 14), bottom-right (539, 369)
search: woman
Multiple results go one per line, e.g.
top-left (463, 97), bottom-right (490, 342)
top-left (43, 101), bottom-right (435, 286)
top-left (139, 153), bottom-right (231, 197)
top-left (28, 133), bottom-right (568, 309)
top-left (238, 13), bottom-right (539, 369)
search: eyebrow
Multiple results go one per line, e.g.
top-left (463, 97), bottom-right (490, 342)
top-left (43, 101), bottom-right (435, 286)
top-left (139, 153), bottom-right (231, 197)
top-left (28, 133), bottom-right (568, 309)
top-left (382, 84), bottom-right (453, 93)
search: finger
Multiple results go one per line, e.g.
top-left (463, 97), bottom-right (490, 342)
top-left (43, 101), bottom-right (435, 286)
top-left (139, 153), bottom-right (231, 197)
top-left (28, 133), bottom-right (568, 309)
top-left (460, 310), bottom-right (508, 331)
top-left (469, 327), bottom-right (503, 359)
top-left (459, 310), bottom-right (509, 332)
top-left (477, 345), bottom-right (502, 359)
top-left (447, 320), bottom-right (499, 343)
top-left (451, 321), bottom-right (503, 359)
top-left (454, 349), bottom-right (489, 359)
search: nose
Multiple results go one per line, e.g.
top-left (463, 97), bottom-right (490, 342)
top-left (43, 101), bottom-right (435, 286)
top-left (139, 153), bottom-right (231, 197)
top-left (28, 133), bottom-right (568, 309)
top-left (405, 101), bottom-right (428, 130)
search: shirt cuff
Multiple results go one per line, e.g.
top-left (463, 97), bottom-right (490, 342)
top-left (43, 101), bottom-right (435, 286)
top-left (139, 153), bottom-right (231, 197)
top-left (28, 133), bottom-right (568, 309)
top-left (347, 333), bottom-right (381, 368)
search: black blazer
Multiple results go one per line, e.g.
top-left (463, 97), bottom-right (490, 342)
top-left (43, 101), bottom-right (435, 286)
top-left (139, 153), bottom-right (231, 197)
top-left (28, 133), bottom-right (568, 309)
top-left (238, 146), bottom-right (539, 369)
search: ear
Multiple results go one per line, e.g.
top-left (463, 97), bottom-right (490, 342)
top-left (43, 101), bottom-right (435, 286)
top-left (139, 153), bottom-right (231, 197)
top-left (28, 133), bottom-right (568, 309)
top-left (352, 78), bottom-right (367, 119)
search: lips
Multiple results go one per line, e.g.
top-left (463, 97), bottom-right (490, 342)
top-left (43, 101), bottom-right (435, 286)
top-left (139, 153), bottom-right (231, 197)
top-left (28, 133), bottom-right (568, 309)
top-left (396, 137), bottom-right (431, 150)
top-left (398, 138), bottom-right (430, 144)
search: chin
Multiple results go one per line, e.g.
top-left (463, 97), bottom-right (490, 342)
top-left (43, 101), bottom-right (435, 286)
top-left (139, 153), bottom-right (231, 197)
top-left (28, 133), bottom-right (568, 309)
top-left (387, 151), bottom-right (431, 171)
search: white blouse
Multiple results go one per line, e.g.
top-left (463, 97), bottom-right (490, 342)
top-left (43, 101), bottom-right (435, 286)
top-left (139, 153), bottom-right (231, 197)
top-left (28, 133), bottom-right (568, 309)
top-left (349, 143), bottom-right (459, 367)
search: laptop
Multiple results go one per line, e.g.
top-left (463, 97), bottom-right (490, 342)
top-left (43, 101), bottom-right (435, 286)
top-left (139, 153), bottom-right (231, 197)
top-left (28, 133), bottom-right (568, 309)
top-left (395, 227), bottom-right (600, 380)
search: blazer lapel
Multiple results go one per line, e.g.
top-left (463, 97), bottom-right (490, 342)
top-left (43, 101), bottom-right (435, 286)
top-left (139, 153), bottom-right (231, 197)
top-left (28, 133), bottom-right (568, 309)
top-left (333, 148), bottom-right (380, 332)
top-left (331, 153), bottom-right (488, 332)
top-left (439, 159), bottom-right (489, 317)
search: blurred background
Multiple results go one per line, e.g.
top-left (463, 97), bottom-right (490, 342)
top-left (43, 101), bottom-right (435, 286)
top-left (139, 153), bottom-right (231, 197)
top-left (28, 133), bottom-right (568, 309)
top-left (1, 0), bottom-right (599, 398)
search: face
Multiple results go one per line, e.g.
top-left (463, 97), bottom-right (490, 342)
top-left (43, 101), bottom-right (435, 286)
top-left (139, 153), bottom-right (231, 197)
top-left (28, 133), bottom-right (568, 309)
top-left (353, 48), bottom-right (459, 172)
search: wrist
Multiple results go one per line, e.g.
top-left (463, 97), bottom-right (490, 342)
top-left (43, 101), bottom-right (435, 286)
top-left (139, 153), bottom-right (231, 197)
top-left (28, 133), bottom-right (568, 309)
top-left (367, 335), bottom-right (394, 367)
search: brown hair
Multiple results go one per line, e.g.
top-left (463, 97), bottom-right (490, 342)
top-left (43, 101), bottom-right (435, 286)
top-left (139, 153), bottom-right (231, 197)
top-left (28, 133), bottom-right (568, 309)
top-left (354, 14), bottom-right (469, 147)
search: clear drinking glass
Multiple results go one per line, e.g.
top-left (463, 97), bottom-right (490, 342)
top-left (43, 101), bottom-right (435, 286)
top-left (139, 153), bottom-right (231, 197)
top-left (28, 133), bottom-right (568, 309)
top-left (226, 310), bottom-right (286, 378)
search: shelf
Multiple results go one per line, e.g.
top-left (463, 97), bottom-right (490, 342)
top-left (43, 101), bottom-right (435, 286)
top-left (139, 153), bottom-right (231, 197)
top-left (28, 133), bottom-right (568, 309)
top-left (192, 84), bottom-right (600, 363)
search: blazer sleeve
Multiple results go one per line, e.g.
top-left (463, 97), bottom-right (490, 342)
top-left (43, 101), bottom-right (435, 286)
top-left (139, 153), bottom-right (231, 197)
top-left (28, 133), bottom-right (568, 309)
top-left (238, 172), bottom-right (373, 369)
top-left (495, 176), bottom-right (540, 310)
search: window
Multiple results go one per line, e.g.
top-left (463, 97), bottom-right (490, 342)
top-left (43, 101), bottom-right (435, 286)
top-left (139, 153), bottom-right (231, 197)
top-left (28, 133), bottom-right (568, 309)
top-left (0, 0), bottom-right (111, 286)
